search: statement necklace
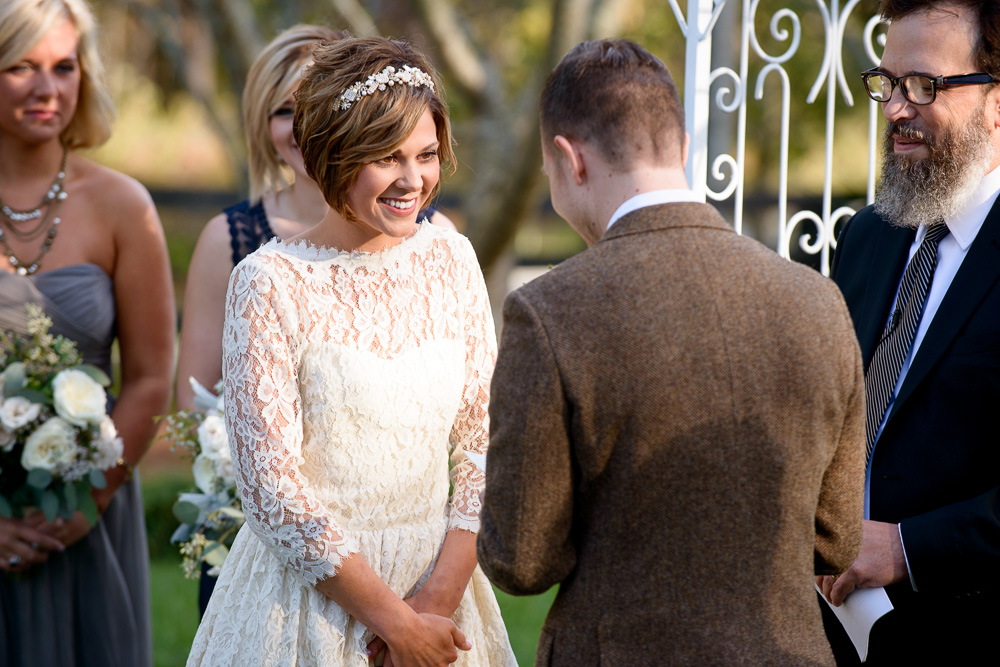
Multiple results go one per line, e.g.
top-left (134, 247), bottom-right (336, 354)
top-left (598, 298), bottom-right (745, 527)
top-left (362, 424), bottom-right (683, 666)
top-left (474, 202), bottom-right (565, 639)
top-left (0, 149), bottom-right (68, 275)
top-left (0, 149), bottom-right (68, 222)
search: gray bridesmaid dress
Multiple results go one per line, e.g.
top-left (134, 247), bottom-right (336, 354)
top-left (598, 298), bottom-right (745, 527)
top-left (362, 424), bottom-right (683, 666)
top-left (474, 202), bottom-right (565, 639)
top-left (0, 263), bottom-right (152, 667)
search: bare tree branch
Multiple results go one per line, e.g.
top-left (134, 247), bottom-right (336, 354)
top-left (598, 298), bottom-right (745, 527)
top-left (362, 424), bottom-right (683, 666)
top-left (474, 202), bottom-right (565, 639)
top-left (125, 0), bottom-right (246, 177)
top-left (328, 0), bottom-right (379, 37)
top-left (467, 0), bottom-right (601, 274)
top-left (412, 0), bottom-right (489, 105)
top-left (216, 0), bottom-right (264, 66)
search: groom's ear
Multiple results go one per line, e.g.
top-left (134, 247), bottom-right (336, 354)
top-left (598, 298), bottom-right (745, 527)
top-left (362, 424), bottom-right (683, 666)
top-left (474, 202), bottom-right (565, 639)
top-left (553, 135), bottom-right (587, 186)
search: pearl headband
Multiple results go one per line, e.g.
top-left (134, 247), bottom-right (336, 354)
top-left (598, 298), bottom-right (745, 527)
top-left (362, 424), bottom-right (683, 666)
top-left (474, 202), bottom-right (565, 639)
top-left (338, 64), bottom-right (435, 110)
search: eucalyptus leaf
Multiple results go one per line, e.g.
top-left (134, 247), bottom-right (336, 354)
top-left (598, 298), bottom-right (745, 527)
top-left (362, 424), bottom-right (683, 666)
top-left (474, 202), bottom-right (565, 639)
top-left (9, 388), bottom-right (48, 404)
top-left (202, 542), bottom-right (229, 568)
top-left (89, 469), bottom-right (107, 489)
top-left (3, 362), bottom-right (25, 393)
top-left (171, 524), bottom-right (192, 543)
top-left (79, 493), bottom-right (97, 526)
top-left (0, 495), bottom-right (12, 519)
top-left (26, 468), bottom-right (53, 489)
top-left (61, 482), bottom-right (78, 513)
top-left (173, 500), bottom-right (201, 525)
top-left (40, 490), bottom-right (59, 522)
top-left (75, 364), bottom-right (112, 387)
top-left (217, 506), bottom-right (245, 521)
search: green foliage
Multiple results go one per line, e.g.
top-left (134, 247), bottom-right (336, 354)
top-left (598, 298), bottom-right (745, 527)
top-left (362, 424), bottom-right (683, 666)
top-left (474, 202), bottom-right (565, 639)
top-left (143, 473), bottom-right (194, 561)
top-left (26, 469), bottom-right (52, 489)
top-left (173, 499), bottom-right (201, 525)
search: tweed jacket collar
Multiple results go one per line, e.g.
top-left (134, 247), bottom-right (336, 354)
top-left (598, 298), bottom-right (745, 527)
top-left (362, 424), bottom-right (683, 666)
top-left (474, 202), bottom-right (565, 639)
top-left (601, 202), bottom-right (734, 244)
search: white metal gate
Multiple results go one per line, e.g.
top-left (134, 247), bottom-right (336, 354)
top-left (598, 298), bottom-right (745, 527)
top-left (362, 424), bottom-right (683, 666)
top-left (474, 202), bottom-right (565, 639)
top-left (676, 0), bottom-right (885, 275)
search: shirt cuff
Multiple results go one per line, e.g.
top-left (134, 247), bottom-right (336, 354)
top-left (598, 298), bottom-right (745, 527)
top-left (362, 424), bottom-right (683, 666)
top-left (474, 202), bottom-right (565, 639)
top-left (898, 522), bottom-right (918, 592)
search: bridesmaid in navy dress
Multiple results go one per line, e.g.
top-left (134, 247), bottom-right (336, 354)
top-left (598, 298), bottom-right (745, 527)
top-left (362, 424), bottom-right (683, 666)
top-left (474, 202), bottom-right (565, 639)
top-left (175, 24), bottom-right (454, 615)
top-left (0, 1), bottom-right (175, 666)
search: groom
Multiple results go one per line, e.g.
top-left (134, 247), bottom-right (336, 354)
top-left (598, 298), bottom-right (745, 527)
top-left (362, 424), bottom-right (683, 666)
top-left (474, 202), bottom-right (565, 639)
top-left (477, 39), bottom-right (866, 664)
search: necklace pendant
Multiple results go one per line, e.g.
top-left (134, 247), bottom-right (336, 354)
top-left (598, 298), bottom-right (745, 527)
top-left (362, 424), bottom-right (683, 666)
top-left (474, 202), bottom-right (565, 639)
top-left (16, 267), bottom-right (27, 276)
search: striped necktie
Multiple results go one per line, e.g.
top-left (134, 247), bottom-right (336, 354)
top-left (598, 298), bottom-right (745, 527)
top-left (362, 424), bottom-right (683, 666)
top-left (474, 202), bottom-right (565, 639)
top-left (864, 222), bottom-right (950, 462)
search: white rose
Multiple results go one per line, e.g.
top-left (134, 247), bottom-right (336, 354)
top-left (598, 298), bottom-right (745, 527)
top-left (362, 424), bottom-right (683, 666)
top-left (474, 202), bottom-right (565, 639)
top-left (192, 454), bottom-right (218, 494)
top-left (0, 428), bottom-right (15, 453)
top-left (52, 370), bottom-right (106, 427)
top-left (92, 416), bottom-right (124, 470)
top-left (0, 396), bottom-right (41, 432)
top-left (197, 413), bottom-right (229, 460)
top-left (21, 417), bottom-right (77, 472)
top-left (213, 447), bottom-right (235, 488)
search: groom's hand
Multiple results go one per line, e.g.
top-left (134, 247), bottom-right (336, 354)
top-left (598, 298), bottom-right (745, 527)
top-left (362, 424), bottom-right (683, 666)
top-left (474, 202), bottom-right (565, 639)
top-left (816, 519), bottom-right (908, 606)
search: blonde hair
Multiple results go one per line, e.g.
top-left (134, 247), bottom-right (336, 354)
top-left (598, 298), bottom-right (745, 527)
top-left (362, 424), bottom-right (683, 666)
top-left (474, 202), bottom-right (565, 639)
top-left (294, 37), bottom-right (455, 222)
top-left (244, 24), bottom-right (344, 203)
top-left (0, 0), bottom-right (114, 149)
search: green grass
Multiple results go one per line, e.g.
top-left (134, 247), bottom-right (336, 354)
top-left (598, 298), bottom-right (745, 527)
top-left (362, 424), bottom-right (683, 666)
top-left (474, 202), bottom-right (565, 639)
top-left (144, 475), bottom-right (555, 666)
top-left (494, 587), bottom-right (558, 664)
top-left (150, 557), bottom-right (201, 667)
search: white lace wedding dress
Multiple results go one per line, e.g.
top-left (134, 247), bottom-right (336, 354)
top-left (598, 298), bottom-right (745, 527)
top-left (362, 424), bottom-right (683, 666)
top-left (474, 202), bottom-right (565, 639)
top-left (187, 223), bottom-right (516, 666)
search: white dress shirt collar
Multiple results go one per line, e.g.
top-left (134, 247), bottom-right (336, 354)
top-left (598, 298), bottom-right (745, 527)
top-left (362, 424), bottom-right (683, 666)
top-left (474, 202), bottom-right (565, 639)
top-left (606, 189), bottom-right (703, 231)
top-left (924, 163), bottom-right (1000, 249)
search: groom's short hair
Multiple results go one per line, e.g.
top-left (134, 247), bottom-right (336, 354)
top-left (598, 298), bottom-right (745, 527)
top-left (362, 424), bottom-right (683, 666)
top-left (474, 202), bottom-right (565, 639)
top-left (540, 39), bottom-right (685, 167)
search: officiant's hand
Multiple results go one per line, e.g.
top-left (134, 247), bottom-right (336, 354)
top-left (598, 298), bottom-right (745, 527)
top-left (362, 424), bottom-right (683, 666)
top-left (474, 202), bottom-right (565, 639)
top-left (816, 519), bottom-right (908, 606)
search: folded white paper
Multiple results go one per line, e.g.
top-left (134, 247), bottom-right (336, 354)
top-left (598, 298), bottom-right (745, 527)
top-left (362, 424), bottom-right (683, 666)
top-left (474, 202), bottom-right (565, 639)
top-left (815, 584), bottom-right (893, 661)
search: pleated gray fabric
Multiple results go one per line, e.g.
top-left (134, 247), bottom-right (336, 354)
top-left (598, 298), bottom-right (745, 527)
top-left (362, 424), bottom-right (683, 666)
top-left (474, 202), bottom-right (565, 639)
top-left (0, 264), bottom-right (152, 667)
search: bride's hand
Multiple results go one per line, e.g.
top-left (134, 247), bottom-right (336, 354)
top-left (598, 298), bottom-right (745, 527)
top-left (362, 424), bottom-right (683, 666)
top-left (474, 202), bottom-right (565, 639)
top-left (381, 612), bottom-right (470, 667)
top-left (366, 586), bottom-right (458, 660)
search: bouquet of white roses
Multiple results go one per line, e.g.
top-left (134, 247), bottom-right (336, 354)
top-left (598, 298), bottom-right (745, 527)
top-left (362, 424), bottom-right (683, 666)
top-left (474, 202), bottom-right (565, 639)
top-left (0, 305), bottom-right (122, 526)
top-left (160, 378), bottom-right (244, 579)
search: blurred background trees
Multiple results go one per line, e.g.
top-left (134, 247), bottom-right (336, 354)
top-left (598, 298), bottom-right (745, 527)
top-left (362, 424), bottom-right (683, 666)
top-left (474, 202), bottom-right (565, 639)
top-left (87, 0), bottom-right (879, 280)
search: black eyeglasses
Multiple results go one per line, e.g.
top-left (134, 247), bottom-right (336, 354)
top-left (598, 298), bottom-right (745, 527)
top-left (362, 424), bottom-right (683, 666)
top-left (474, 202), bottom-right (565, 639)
top-left (861, 68), bottom-right (997, 105)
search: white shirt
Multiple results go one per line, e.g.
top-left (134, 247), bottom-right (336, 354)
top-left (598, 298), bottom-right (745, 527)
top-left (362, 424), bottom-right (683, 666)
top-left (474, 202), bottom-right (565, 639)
top-left (867, 164), bottom-right (1000, 589)
top-left (606, 189), bottom-right (703, 231)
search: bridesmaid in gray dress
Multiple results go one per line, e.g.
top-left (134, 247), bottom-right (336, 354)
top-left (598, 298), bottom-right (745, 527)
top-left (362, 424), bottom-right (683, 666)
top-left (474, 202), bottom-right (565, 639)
top-left (0, 1), bottom-right (175, 665)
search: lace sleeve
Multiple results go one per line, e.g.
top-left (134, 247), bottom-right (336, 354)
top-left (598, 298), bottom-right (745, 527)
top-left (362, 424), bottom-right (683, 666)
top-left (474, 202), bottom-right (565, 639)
top-left (223, 256), bottom-right (360, 584)
top-left (447, 238), bottom-right (498, 533)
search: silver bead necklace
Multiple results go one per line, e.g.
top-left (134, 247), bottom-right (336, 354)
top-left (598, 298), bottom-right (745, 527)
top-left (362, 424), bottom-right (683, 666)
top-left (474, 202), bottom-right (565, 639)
top-left (0, 148), bottom-right (68, 276)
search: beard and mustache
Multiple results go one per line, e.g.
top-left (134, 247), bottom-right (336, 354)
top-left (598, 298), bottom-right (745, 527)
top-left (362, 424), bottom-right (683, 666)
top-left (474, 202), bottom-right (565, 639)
top-left (874, 98), bottom-right (995, 228)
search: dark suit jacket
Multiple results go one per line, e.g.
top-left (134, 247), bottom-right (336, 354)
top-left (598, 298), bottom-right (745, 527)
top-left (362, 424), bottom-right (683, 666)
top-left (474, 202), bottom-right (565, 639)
top-left (829, 203), bottom-right (1000, 662)
top-left (478, 203), bottom-right (865, 666)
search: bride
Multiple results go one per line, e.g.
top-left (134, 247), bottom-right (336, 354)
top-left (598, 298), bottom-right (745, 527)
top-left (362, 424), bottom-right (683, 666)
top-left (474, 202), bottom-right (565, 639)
top-left (187, 37), bottom-right (516, 667)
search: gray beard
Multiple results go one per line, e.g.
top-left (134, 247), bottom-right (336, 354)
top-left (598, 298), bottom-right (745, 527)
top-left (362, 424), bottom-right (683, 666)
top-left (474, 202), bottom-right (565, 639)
top-left (874, 111), bottom-right (994, 228)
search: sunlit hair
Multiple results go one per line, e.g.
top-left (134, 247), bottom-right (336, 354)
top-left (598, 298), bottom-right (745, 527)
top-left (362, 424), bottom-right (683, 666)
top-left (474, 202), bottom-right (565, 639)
top-left (244, 24), bottom-right (344, 203)
top-left (293, 37), bottom-right (455, 221)
top-left (0, 0), bottom-right (114, 149)
top-left (541, 39), bottom-right (685, 168)
top-left (878, 1), bottom-right (1000, 80)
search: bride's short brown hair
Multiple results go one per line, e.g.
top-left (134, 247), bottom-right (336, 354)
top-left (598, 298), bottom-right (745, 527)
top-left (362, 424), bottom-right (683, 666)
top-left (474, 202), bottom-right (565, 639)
top-left (294, 37), bottom-right (455, 221)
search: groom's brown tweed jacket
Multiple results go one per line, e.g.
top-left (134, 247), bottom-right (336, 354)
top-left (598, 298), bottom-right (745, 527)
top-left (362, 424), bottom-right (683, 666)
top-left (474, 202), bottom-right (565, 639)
top-left (478, 202), bottom-right (864, 666)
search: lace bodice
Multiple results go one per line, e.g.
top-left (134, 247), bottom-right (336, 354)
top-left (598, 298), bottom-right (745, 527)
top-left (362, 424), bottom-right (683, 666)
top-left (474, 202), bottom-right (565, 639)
top-left (221, 223), bottom-right (496, 586)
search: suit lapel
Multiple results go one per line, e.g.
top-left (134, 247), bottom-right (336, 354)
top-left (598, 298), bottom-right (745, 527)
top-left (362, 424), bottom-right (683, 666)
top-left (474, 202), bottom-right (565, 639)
top-left (890, 202), bottom-right (1000, 420)
top-left (855, 222), bottom-right (914, 364)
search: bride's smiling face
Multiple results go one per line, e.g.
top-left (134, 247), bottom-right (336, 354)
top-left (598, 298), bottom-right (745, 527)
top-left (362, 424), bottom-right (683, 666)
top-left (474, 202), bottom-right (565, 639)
top-left (346, 108), bottom-right (440, 242)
